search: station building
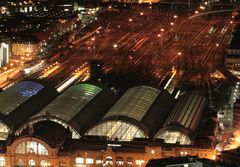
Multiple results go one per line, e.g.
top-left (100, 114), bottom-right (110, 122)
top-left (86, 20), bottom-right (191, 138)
top-left (0, 36), bottom-right (11, 67)
top-left (225, 24), bottom-right (240, 77)
top-left (0, 80), bottom-right (217, 166)
top-left (233, 99), bottom-right (240, 129)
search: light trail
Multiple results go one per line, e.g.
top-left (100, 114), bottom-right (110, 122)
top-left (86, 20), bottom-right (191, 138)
top-left (189, 9), bottom-right (238, 19)
top-left (164, 69), bottom-right (177, 91)
top-left (38, 62), bottom-right (60, 79)
top-left (24, 60), bottom-right (45, 76)
top-left (56, 67), bottom-right (89, 92)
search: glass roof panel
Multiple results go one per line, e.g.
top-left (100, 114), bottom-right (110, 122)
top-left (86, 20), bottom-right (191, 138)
top-left (86, 120), bottom-right (147, 141)
top-left (0, 81), bottom-right (44, 115)
top-left (0, 121), bottom-right (10, 140)
top-left (156, 130), bottom-right (191, 145)
top-left (34, 84), bottom-right (102, 121)
top-left (104, 86), bottom-right (160, 122)
top-left (165, 93), bottom-right (206, 129)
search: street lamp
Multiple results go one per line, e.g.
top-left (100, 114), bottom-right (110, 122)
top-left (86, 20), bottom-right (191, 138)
top-left (157, 34), bottom-right (161, 55)
top-left (140, 12), bottom-right (144, 16)
top-left (173, 15), bottom-right (177, 19)
top-left (129, 18), bottom-right (133, 32)
top-left (113, 44), bottom-right (118, 48)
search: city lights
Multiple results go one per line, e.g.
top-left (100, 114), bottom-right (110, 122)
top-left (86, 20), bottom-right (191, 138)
top-left (0, 1), bottom-right (238, 166)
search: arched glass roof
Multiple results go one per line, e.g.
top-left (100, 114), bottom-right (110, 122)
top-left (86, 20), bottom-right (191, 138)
top-left (86, 120), bottom-right (147, 141)
top-left (164, 93), bottom-right (206, 130)
top-left (154, 92), bottom-right (206, 145)
top-left (0, 81), bottom-right (44, 115)
top-left (104, 86), bottom-right (160, 122)
top-left (0, 121), bottom-right (10, 140)
top-left (26, 117), bottom-right (81, 139)
top-left (156, 130), bottom-right (191, 145)
top-left (33, 83), bottom-right (102, 122)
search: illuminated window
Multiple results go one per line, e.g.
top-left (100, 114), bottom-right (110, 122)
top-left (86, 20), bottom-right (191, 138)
top-left (136, 160), bottom-right (144, 166)
top-left (87, 121), bottom-right (147, 141)
top-left (59, 161), bottom-right (66, 167)
top-left (156, 131), bottom-right (191, 145)
top-left (16, 159), bottom-right (24, 167)
top-left (15, 141), bottom-right (48, 155)
top-left (106, 156), bottom-right (113, 165)
top-left (96, 160), bottom-right (103, 164)
top-left (27, 141), bottom-right (37, 154)
top-left (40, 160), bottom-right (49, 167)
top-left (16, 142), bottom-right (25, 154)
top-left (0, 157), bottom-right (5, 167)
top-left (116, 157), bottom-right (124, 166)
top-left (38, 143), bottom-right (48, 155)
top-left (29, 159), bottom-right (35, 167)
top-left (76, 157), bottom-right (84, 164)
top-left (126, 158), bottom-right (133, 166)
top-left (86, 158), bottom-right (94, 164)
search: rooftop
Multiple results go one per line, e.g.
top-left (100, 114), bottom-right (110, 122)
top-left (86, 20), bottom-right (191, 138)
top-left (146, 156), bottom-right (229, 167)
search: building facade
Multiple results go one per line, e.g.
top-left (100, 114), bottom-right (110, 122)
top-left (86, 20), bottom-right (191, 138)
top-left (11, 42), bottom-right (39, 57)
top-left (233, 99), bottom-right (240, 129)
top-left (0, 136), bottom-right (216, 167)
top-left (0, 80), bottom-right (218, 167)
top-left (0, 41), bottom-right (10, 67)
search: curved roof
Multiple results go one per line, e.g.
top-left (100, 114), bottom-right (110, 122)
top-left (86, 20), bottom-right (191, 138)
top-left (20, 120), bottom-right (70, 148)
top-left (155, 125), bottom-right (192, 145)
top-left (23, 82), bottom-right (117, 138)
top-left (164, 92), bottom-right (207, 130)
top-left (100, 85), bottom-right (176, 137)
top-left (0, 81), bottom-right (44, 116)
top-left (104, 86), bottom-right (160, 122)
top-left (155, 92), bottom-right (207, 144)
top-left (86, 85), bottom-right (176, 141)
top-left (0, 80), bottom-right (58, 139)
top-left (141, 89), bottom-right (176, 137)
top-left (33, 83), bottom-right (102, 121)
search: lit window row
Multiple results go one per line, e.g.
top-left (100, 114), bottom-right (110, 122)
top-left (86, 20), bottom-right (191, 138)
top-left (75, 157), bottom-right (144, 166)
top-left (15, 141), bottom-right (48, 155)
top-left (87, 120), bottom-right (147, 141)
top-left (156, 131), bottom-right (191, 145)
top-left (15, 159), bottom-right (51, 167)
